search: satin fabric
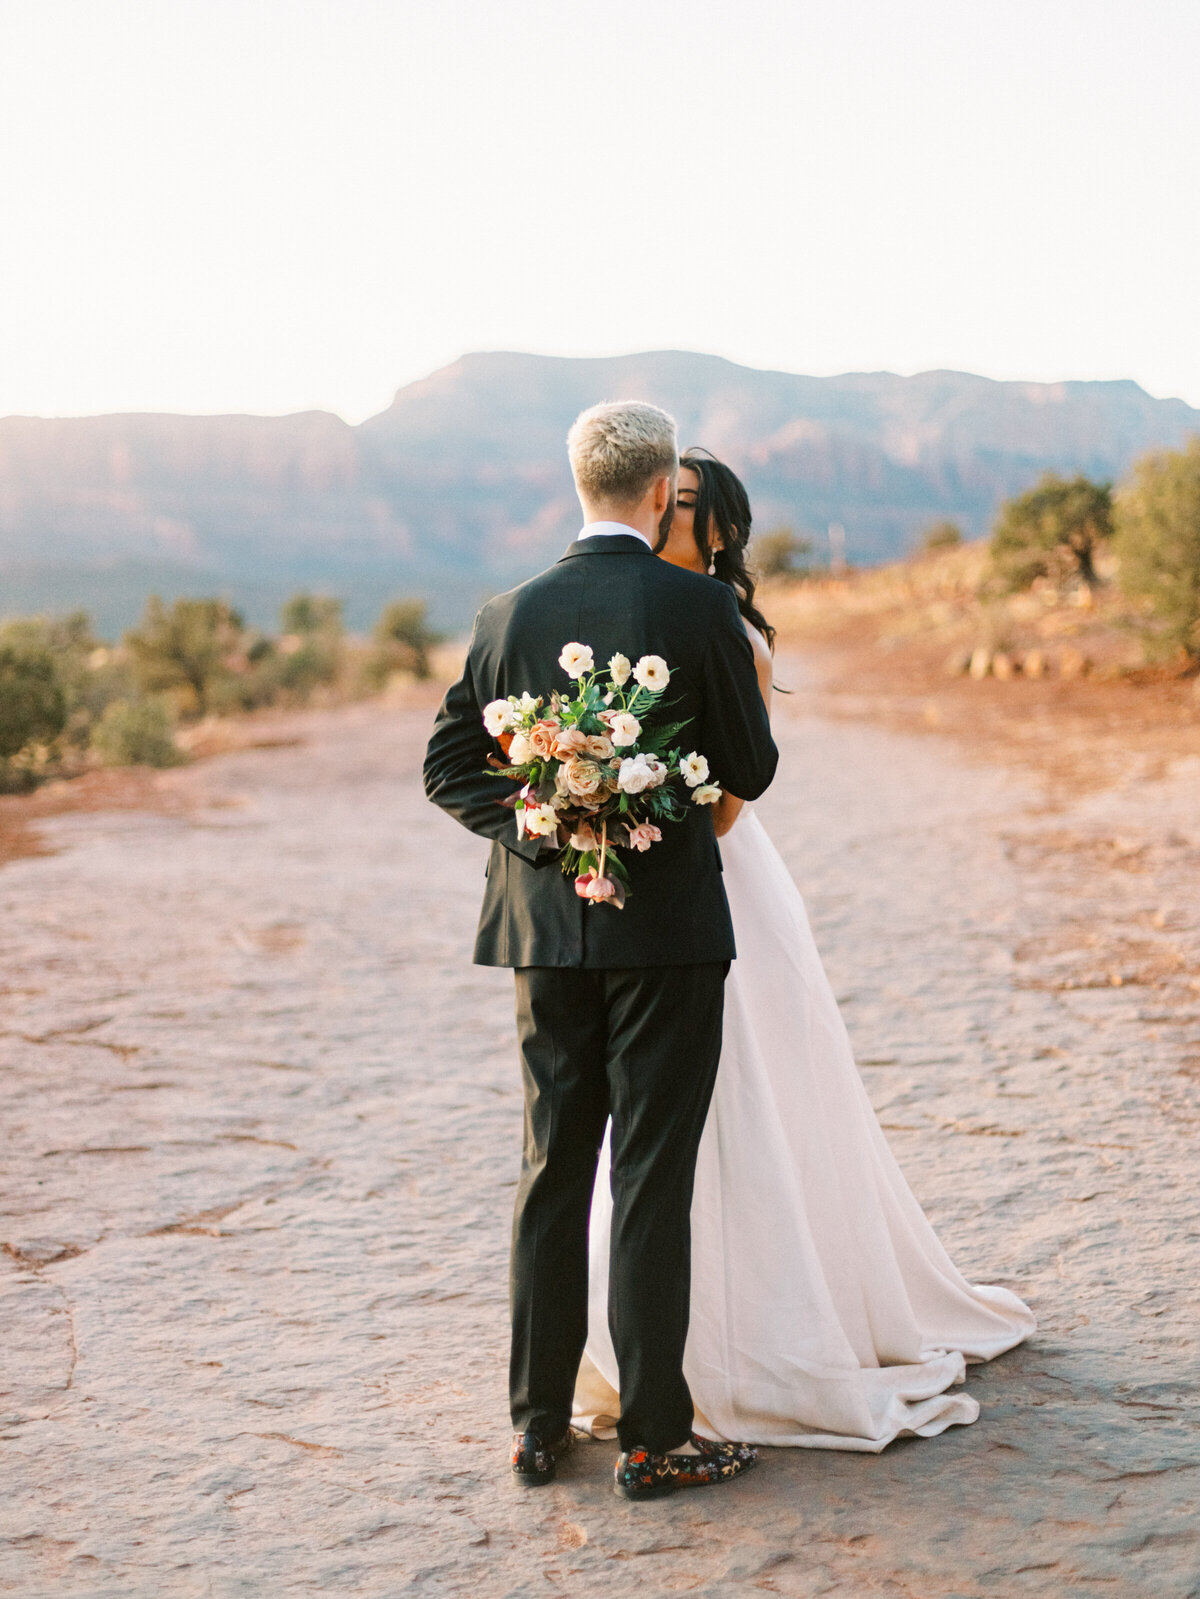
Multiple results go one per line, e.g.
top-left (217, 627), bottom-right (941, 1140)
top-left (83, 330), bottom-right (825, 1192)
top-left (573, 809), bottom-right (1035, 1451)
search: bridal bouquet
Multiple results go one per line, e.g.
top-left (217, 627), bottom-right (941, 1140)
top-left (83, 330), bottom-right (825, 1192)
top-left (482, 643), bottom-right (722, 908)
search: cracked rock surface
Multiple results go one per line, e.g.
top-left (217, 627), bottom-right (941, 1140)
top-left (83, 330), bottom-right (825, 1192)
top-left (1, 674), bottom-right (1198, 1598)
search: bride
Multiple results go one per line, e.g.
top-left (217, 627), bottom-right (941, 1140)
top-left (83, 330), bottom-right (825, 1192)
top-left (572, 450), bottom-right (1036, 1451)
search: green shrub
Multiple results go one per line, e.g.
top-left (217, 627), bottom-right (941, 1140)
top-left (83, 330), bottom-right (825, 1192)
top-left (990, 473), bottom-right (1113, 591)
top-left (1114, 437), bottom-right (1200, 662)
top-left (277, 593), bottom-right (344, 698)
top-left (365, 598), bottom-right (440, 684)
top-left (125, 596), bottom-right (245, 714)
top-left (920, 520), bottom-right (963, 552)
top-left (281, 593), bottom-right (343, 635)
top-left (90, 698), bottom-right (185, 767)
top-left (0, 610), bottom-right (124, 749)
top-left (751, 529), bottom-right (814, 580)
top-left (0, 644), bottom-right (67, 786)
top-left (278, 636), bottom-right (342, 697)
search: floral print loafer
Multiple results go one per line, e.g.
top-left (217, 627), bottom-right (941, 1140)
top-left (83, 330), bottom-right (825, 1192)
top-left (511, 1427), bottom-right (574, 1487)
top-left (614, 1433), bottom-right (759, 1500)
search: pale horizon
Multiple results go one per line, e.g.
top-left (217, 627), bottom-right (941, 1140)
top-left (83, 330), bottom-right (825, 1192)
top-left (5, 345), bottom-right (1199, 428)
top-left (2, 0), bottom-right (1198, 421)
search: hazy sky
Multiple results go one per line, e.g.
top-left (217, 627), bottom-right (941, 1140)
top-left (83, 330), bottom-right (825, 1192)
top-left (2, 0), bottom-right (1197, 421)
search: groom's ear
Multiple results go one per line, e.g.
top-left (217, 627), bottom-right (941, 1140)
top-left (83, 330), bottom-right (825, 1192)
top-left (652, 473), bottom-right (675, 518)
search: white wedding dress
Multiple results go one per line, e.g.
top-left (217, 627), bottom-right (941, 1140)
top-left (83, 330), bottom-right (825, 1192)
top-left (573, 807), bottom-right (1035, 1451)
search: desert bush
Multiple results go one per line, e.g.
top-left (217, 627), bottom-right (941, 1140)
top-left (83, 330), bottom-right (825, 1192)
top-left (1114, 437), bottom-right (1200, 662)
top-left (125, 596), bottom-right (245, 715)
top-left (365, 598), bottom-right (440, 684)
top-left (0, 610), bottom-right (133, 748)
top-left (920, 520), bottom-right (963, 552)
top-left (0, 643), bottom-right (67, 785)
top-left (751, 529), bottom-right (814, 580)
top-left (281, 593), bottom-right (343, 636)
top-left (91, 697), bottom-right (185, 767)
top-left (276, 636), bottom-right (342, 698)
top-left (275, 592), bottom-right (344, 698)
top-left (990, 473), bottom-right (1113, 591)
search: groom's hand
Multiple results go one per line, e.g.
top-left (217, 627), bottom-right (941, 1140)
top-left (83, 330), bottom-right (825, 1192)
top-left (423, 651), bottom-right (558, 868)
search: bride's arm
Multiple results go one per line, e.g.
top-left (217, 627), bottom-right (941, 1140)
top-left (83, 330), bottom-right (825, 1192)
top-left (712, 621), bottom-right (774, 838)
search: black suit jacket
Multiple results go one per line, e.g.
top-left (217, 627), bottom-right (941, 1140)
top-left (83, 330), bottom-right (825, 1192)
top-left (423, 534), bottom-right (779, 968)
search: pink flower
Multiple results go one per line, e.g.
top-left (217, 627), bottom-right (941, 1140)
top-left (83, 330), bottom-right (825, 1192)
top-left (626, 822), bottom-right (662, 852)
top-left (574, 871), bottom-right (617, 902)
top-left (559, 754), bottom-right (608, 802)
top-left (552, 726), bottom-right (589, 759)
top-left (527, 719), bottom-right (560, 759)
top-left (569, 822), bottom-right (599, 851)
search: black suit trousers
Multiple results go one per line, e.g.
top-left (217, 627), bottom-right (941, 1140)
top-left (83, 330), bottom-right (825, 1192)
top-left (510, 963), bottom-right (726, 1453)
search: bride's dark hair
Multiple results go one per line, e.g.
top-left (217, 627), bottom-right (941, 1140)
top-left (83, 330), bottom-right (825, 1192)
top-left (658, 448), bottom-right (776, 650)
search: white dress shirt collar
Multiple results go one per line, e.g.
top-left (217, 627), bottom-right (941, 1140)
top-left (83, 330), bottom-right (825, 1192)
top-left (576, 520), bottom-right (653, 551)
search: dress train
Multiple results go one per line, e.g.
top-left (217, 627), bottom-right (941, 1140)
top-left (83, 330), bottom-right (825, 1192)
top-left (572, 809), bottom-right (1035, 1451)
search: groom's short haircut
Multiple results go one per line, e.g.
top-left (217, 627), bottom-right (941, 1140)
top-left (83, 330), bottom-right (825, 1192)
top-left (568, 401), bottom-right (678, 508)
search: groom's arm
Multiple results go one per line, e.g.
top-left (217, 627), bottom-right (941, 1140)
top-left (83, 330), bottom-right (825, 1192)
top-left (423, 623), bottom-right (555, 867)
top-left (697, 585), bottom-right (779, 802)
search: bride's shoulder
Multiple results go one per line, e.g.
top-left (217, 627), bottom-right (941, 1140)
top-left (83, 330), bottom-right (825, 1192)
top-left (742, 616), bottom-right (772, 665)
top-left (742, 616), bottom-right (774, 703)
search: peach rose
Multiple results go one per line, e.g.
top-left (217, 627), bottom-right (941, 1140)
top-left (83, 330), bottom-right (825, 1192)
top-left (527, 720), bottom-right (560, 759)
top-left (560, 755), bottom-right (607, 802)
top-left (584, 733), bottom-right (614, 760)
top-left (552, 726), bottom-right (589, 759)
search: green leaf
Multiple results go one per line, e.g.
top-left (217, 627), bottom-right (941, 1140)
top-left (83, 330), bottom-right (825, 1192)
top-left (606, 852), bottom-right (632, 887)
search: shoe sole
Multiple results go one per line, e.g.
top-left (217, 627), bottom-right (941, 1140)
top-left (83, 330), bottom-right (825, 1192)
top-left (614, 1456), bottom-right (757, 1501)
top-left (613, 1477), bottom-right (678, 1501)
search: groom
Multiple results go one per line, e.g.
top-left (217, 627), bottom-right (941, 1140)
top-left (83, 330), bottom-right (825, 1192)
top-left (423, 401), bottom-right (778, 1500)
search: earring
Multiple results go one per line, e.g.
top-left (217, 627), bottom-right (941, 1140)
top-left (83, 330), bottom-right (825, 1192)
top-left (707, 552), bottom-right (717, 575)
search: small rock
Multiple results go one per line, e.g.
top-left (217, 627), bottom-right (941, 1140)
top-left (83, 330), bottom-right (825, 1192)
top-left (1058, 647), bottom-right (1091, 679)
top-left (968, 647), bottom-right (991, 680)
top-left (1022, 649), bottom-right (1047, 679)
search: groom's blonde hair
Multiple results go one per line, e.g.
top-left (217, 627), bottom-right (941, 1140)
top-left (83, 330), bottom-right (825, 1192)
top-left (567, 401), bottom-right (678, 508)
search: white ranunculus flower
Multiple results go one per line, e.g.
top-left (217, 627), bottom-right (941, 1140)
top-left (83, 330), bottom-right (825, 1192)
top-left (632, 654), bottom-right (670, 692)
top-left (558, 641), bottom-right (594, 679)
top-left (616, 754), bottom-right (657, 794)
top-left (680, 751), bottom-right (709, 788)
top-left (608, 711), bottom-right (641, 747)
top-left (691, 783), bottom-right (722, 806)
top-left (523, 802), bottom-right (561, 836)
top-left (608, 653), bottom-right (632, 687)
top-left (507, 730), bottom-right (532, 765)
top-left (483, 699), bottom-right (514, 737)
top-left (514, 691), bottom-right (539, 716)
top-left (644, 755), bottom-right (669, 787)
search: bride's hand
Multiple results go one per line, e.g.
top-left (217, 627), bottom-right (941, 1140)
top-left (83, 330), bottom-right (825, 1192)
top-left (712, 792), bottom-right (744, 837)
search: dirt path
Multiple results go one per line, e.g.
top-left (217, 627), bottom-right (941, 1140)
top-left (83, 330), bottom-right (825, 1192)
top-left (2, 666), bottom-right (1198, 1598)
